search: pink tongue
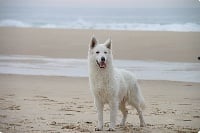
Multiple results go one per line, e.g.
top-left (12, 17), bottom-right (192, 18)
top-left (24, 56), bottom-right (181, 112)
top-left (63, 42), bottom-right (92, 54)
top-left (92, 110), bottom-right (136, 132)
top-left (100, 62), bottom-right (106, 67)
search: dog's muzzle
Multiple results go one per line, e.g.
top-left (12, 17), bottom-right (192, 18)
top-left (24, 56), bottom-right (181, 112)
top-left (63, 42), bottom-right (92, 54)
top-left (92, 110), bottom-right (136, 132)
top-left (96, 57), bottom-right (107, 68)
top-left (96, 56), bottom-right (107, 68)
top-left (96, 60), bottom-right (106, 68)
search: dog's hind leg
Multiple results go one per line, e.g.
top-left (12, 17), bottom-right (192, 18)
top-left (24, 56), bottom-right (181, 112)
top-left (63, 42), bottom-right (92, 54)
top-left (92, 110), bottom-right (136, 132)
top-left (129, 82), bottom-right (145, 127)
top-left (119, 100), bottom-right (128, 126)
top-left (134, 103), bottom-right (145, 127)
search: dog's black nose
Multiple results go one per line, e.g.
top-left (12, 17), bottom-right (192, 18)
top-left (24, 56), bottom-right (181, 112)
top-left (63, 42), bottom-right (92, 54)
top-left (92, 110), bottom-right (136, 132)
top-left (101, 57), bottom-right (105, 62)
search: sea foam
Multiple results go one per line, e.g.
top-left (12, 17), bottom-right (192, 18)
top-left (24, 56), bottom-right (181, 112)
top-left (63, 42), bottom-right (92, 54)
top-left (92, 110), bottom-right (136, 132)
top-left (0, 19), bottom-right (200, 32)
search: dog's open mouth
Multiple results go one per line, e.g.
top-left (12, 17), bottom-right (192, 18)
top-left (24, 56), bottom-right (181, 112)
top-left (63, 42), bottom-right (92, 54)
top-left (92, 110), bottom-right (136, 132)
top-left (96, 61), bottom-right (106, 68)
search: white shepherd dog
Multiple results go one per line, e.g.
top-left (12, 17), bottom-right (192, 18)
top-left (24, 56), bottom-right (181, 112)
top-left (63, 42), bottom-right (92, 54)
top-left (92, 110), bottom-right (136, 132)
top-left (88, 36), bottom-right (146, 131)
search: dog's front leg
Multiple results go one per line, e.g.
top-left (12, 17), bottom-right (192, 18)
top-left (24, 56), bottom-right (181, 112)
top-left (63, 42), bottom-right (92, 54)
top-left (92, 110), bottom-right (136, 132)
top-left (95, 98), bottom-right (104, 131)
top-left (108, 100), bottom-right (118, 131)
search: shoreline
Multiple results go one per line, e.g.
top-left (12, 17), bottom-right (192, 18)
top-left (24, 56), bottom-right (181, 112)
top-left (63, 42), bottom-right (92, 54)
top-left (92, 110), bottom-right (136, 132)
top-left (0, 56), bottom-right (200, 83)
top-left (1, 73), bottom-right (200, 84)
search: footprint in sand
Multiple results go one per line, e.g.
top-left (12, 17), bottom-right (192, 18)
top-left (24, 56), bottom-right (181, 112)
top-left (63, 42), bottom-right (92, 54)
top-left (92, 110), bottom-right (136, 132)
top-left (37, 117), bottom-right (45, 120)
top-left (61, 123), bottom-right (91, 132)
top-left (65, 113), bottom-right (74, 116)
top-left (77, 105), bottom-right (84, 109)
top-left (183, 119), bottom-right (192, 121)
top-left (0, 115), bottom-right (7, 118)
top-left (146, 123), bottom-right (154, 127)
top-left (184, 84), bottom-right (192, 86)
top-left (50, 121), bottom-right (57, 125)
top-left (178, 103), bottom-right (192, 105)
top-left (60, 108), bottom-right (81, 112)
top-left (35, 95), bottom-right (48, 98)
top-left (5, 105), bottom-right (20, 110)
top-left (61, 124), bottom-right (76, 129)
top-left (193, 116), bottom-right (200, 118)
top-left (34, 95), bottom-right (57, 103)
top-left (0, 98), bottom-right (5, 100)
top-left (85, 121), bottom-right (92, 124)
top-left (57, 102), bottom-right (65, 104)
top-left (7, 94), bottom-right (15, 97)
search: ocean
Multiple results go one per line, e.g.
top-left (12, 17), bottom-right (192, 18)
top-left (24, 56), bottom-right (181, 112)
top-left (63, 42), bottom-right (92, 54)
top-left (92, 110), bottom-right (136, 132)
top-left (0, 55), bottom-right (200, 83)
top-left (0, 7), bottom-right (200, 32)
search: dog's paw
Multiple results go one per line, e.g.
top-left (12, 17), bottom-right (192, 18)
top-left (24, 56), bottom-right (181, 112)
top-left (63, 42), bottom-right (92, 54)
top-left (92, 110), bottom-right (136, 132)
top-left (95, 127), bottom-right (103, 131)
top-left (140, 122), bottom-right (146, 127)
top-left (107, 128), bottom-right (115, 131)
top-left (119, 122), bottom-right (125, 127)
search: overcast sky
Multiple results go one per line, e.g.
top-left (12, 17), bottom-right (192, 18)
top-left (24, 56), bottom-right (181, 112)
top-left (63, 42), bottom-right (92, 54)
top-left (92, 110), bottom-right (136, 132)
top-left (0, 0), bottom-right (200, 8)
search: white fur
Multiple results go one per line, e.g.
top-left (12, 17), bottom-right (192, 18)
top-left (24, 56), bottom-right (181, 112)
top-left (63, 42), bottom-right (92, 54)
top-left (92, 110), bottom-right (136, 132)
top-left (88, 36), bottom-right (145, 131)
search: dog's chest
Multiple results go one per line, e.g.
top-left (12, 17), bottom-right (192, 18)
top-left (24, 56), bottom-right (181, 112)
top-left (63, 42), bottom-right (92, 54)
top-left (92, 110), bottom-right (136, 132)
top-left (92, 75), bottom-right (114, 102)
top-left (96, 87), bottom-right (113, 104)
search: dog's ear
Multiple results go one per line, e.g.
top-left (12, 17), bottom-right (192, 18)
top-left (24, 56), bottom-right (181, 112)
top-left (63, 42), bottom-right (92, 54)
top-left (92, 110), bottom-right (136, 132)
top-left (104, 38), bottom-right (112, 49)
top-left (90, 36), bottom-right (97, 49)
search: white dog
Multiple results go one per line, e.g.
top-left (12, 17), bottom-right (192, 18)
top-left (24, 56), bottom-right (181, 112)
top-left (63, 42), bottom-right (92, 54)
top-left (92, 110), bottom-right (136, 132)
top-left (88, 36), bottom-right (145, 131)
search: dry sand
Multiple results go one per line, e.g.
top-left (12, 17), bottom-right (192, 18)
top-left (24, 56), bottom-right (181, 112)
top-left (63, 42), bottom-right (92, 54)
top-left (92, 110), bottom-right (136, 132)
top-left (0, 75), bottom-right (199, 133)
top-left (0, 27), bottom-right (200, 132)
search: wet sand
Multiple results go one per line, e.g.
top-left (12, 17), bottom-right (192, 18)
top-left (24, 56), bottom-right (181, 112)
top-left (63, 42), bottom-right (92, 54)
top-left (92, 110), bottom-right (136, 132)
top-left (0, 27), bottom-right (200, 62)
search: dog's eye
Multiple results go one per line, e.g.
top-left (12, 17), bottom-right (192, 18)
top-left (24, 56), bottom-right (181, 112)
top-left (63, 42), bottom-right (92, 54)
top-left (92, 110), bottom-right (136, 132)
top-left (96, 51), bottom-right (100, 54)
top-left (104, 51), bottom-right (107, 54)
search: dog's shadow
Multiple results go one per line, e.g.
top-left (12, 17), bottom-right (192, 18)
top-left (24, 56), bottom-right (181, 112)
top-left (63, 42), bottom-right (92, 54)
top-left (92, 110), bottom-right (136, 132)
top-left (102, 122), bottom-right (150, 132)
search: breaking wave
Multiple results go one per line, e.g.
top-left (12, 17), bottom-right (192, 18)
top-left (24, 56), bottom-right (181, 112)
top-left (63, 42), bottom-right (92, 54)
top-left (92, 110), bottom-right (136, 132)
top-left (0, 19), bottom-right (200, 32)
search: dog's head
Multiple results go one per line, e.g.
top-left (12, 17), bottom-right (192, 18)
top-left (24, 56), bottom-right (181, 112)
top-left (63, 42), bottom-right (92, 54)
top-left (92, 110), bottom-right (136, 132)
top-left (88, 36), bottom-right (112, 69)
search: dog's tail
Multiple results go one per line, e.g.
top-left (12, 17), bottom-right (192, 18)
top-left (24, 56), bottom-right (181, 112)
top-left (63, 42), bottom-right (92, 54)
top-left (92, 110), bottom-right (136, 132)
top-left (128, 81), bottom-right (146, 110)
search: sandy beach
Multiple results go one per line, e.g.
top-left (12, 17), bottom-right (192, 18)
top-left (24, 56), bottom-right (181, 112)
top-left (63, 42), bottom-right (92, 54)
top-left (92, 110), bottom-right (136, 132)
top-left (0, 27), bottom-right (200, 133)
